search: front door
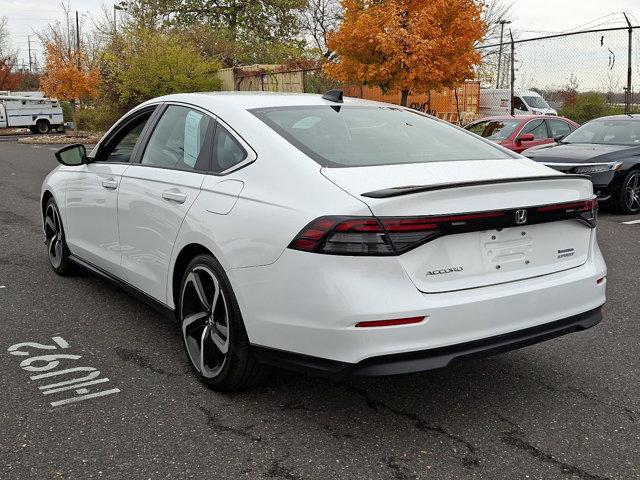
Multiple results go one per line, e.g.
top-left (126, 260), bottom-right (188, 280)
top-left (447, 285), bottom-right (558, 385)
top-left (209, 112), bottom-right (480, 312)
top-left (513, 118), bottom-right (551, 153)
top-left (63, 108), bottom-right (156, 274)
top-left (117, 104), bottom-right (215, 303)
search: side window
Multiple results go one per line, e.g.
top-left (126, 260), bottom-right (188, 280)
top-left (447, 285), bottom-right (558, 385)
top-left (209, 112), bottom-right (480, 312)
top-left (212, 125), bottom-right (247, 173)
top-left (141, 105), bottom-right (214, 172)
top-left (513, 97), bottom-right (527, 112)
top-left (98, 110), bottom-right (154, 163)
top-left (548, 119), bottom-right (572, 138)
top-left (520, 119), bottom-right (548, 140)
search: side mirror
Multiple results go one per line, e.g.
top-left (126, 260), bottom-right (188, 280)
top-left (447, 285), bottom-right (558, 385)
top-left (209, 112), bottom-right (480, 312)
top-left (516, 133), bottom-right (535, 143)
top-left (55, 144), bottom-right (86, 166)
top-left (553, 134), bottom-right (566, 142)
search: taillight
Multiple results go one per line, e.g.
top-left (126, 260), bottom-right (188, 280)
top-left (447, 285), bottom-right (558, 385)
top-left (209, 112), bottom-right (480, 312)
top-left (288, 211), bottom-right (505, 255)
top-left (536, 198), bottom-right (597, 227)
top-left (288, 198), bottom-right (596, 256)
top-left (288, 216), bottom-right (395, 255)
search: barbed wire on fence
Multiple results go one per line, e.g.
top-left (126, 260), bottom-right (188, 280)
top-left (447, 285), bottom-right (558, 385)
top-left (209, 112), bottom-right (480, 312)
top-left (477, 25), bottom-right (640, 118)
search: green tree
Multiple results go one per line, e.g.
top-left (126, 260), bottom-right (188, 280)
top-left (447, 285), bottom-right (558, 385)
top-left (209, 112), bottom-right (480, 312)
top-left (119, 0), bottom-right (306, 66)
top-left (182, 24), bottom-right (307, 67)
top-left (101, 28), bottom-right (221, 112)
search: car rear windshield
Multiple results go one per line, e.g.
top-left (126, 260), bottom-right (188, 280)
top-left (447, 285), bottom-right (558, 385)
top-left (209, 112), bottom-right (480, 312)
top-left (562, 119), bottom-right (640, 146)
top-left (250, 106), bottom-right (513, 167)
top-left (465, 119), bottom-right (520, 141)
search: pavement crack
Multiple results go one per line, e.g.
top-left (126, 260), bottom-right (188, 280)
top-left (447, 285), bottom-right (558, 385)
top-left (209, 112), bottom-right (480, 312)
top-left (384, 456), bottom-right (418, 480)
top-left (495, 414), bottom-right (611, 480)
top-left (501, 365), bottom-right (637, 423)
top-left (565, 385), bottom-right (637, 423)
top-left (340, 384), bottom-right (479, 468)
top-left (265, 459), bottom-right (304, 480)
top-left (197, 404), bottom-right (262, 442)
top-left (114, 347), bottom-right (178, 377)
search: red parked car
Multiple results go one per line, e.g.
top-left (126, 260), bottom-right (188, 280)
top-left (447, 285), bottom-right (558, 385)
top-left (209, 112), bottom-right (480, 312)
top-left (464, 115), bottom-right (579, 154)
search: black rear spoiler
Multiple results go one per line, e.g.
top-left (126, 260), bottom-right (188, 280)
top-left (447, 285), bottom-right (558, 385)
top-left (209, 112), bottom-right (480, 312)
top-left (361, 175), bottom-right (590, 199)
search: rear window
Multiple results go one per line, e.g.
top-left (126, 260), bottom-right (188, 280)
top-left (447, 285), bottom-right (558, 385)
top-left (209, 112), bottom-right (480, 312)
top-left (250, 106), bottom-right (513, 167)
top-left (465, 119), bottom-right (520, 141)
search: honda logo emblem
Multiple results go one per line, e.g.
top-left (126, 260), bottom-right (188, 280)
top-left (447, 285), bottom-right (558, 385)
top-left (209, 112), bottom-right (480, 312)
top-left (515, 209), bottom-right (528, 225)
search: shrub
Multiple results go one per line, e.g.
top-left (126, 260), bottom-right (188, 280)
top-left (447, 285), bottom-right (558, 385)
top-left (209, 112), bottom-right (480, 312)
top-left (559, 92), bottom-right (624, 124)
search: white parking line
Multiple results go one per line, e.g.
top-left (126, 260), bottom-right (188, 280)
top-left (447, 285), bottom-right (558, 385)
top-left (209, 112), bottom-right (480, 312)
top-left (622, 219), bottom-right (640, 225)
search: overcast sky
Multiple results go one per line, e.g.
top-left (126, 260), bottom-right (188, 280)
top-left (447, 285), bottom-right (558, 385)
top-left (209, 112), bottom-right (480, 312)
top-left (2, 0), bottom-right (640, 69)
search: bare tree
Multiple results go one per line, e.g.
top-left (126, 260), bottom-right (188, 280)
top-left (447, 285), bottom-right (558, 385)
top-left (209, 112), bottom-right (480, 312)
top-left (474, 0), bottom-right (515, 86)
top-left (37, 1), bottom-right (103, 68)
top-left (0, 16), bottom-right (20, 90)
top-left (299, 0), bottom-right (342, 57)
top-left (0, 16), bottom-right (18, 61)
top-left (480, 0), bottom-right (514, 48)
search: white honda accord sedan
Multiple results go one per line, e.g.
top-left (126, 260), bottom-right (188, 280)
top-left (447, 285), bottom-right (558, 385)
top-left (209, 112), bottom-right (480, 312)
top-left (41, 91), bottom-right (606, 391)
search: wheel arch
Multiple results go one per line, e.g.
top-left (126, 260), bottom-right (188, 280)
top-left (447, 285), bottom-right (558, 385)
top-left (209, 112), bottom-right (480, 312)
top-left (41, 190), bottom-right (55, 227)
top-left (170, 243), bottom-right (215, 311)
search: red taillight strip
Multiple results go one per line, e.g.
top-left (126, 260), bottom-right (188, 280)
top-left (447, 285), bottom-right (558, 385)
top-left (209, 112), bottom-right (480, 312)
top-left (355, 316), bottom-right (425, 328)
top-left (288, 197), bottom-right (597, 255)
top-left (537, 199), bottom-right (597, 212)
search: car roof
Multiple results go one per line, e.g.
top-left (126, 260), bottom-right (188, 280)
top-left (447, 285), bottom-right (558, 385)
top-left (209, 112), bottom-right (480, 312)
top-left (470, 115), bottom-right (574, 122)
top-left (140, 91), bottom-right (392, 111)
top-left (589, 114), bottom-right (640, 121)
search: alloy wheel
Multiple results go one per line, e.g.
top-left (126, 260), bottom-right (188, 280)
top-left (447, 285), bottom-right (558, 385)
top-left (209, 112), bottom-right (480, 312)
top-left (624, 171), bottom-right (640, 212)
top-left (44, 204), bottom-right (64, 268)
top-left (180, 265), bottom-right (230, 378)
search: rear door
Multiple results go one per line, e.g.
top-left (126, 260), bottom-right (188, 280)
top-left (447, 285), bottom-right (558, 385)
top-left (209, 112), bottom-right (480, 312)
top-left (548, 118), bottom-right (574, 140)
top-left (117, 104), bottom-right (215, 303)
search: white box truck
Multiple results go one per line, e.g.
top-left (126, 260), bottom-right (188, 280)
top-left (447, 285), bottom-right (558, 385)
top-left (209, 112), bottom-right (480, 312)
top-left (480, 89), bottom-right (557, 116)
top-left (0, 93), bottom-right (64, 134)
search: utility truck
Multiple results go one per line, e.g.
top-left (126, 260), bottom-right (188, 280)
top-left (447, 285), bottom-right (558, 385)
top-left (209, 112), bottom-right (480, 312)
top-left (0, 92), bottom-right (64, 134)
top-left (480, 89), bottom-right (557, 116)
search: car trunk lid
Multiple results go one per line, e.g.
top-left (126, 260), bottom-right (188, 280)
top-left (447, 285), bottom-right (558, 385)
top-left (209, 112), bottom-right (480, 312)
top-left (321, 160), bottom-right (595, 293)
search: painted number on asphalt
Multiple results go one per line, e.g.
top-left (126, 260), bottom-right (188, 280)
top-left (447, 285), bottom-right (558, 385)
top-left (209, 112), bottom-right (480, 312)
top-left (7, 336), bottom-right (120, 407)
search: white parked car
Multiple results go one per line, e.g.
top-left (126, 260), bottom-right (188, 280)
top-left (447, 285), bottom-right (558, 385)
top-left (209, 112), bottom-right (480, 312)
top-left (41, 91), bottom-right (606, 391)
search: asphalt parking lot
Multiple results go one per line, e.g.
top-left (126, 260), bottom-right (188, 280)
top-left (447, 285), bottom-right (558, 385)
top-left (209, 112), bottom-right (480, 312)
top-left (1, 141), bottom-right (639, 480)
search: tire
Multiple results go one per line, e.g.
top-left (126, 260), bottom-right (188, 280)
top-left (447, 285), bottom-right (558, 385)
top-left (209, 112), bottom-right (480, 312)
top-left (614, 169), bottom-right (640, 214)
top-left (178, 254), bottom-right (265, 392)
top-left (44, 198), bottom-right (75, 276)
top-left (28, 126), bottom-right (38, 134)
top-left (36, 120), bottom-right (50, 134)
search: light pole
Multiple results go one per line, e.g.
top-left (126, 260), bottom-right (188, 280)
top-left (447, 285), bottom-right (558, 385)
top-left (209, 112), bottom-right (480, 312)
top-left (114, 4), bottom-right (125, 34)
top-left (496, 19), bottom-right (511, 88)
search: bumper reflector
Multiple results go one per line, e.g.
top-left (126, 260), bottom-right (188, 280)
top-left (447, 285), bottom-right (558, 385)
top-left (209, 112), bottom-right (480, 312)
top-left (355, 316), bottom-right (425, 328)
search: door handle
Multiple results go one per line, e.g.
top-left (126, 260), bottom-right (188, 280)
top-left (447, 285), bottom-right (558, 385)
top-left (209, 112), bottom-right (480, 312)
top-left (162, 190), bottom-right (187, 204)
top-left (102, 178), bottom-right (118, 189)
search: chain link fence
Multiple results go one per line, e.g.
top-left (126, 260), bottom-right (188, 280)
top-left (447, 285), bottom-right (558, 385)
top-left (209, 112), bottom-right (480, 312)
top-left (477, 26), bottom-right (640, 123)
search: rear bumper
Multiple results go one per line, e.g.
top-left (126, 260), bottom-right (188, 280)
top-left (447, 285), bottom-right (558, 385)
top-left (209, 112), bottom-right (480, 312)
top-left (251, 306), bottom-right (602, 376)
top-left (231, 234), bottom-right (607, 365)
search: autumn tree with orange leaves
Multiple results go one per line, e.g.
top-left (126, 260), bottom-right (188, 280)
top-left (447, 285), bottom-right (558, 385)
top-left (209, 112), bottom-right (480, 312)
top-left (40, 41), bottom-right (99, 131)
top-left (324, 0), bottom-right (485, 106)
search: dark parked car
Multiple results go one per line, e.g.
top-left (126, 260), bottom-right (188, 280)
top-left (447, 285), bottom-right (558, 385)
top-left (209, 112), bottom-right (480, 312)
top-left (523, 115), bottom-right (640, 214)
top-left (464, 115), bottom-right (579, 154)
